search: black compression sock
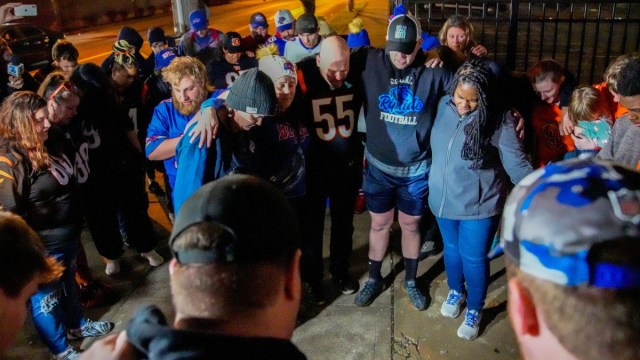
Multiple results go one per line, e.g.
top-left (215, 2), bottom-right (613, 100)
top-left (404, 257), bottom-right (419, 282)
top-left (368, 259), bottom-right (383, 282)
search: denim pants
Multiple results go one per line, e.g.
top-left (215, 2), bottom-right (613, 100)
top-left (436, 215), bottom-right (500, 312)
top-left (30, 238), bottom-right (87, 354)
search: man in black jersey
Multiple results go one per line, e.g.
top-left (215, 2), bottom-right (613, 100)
top-left (295, 36), bottom-right (364, 304)
top-left (206, 32), bottom-right (258, 91)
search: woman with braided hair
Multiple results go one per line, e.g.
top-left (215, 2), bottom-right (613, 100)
top-left (428, 60), bottom-right (532, 340)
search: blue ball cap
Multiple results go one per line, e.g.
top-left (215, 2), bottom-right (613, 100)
top-left (498, 158), bottom-right (640, 289)
top-left (189, 9), bottom-right (208, 31)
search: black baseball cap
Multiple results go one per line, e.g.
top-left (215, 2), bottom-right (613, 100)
top-left (386, 14), bottom-right (422, 54)
top-left (295, 14), bottom-right (318, 35)
top-left (223, 31), bottom-right (243, 53)
top-left (169, 174), bottom-right (300, 265)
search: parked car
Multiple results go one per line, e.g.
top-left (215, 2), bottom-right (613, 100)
top-left (0, 23), bottom-right (65, 69)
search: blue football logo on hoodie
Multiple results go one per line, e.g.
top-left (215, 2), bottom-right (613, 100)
top-left (378, 85), bottom-right (424, 116)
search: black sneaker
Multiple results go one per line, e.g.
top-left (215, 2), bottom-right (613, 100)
top-left (148, 181), bottom-right (165, 196)
top-left (304, 282), bottom-right (326, 306)
top-left (403, 280), bottom-right (427, 311)
top-left (354, 280), bottom-right (383, 307)
top-left (331, 274), bottom-right (359, 295)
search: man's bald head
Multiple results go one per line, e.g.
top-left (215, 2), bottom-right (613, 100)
top-left (316, 36), bottom-right (350, 89)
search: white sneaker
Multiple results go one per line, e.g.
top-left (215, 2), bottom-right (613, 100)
top-left (457, 309), bottom-right (482, 340)
top-left (105, 259), bottom-right (120, 275)
top-left (141, 250), bottom-right (164, 266)
top-left (51, 346), bottom-right (80, 360)
top-left (441, 289), bottom-right (466, 318)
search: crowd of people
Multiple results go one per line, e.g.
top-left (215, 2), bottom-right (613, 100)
top-left (0, 1), bottom-right (639, 359)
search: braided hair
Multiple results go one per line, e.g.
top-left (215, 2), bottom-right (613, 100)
top-left (448, 59), bottom-right (502, 170)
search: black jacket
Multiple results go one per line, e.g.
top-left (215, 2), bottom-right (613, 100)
top-left (127, 305), bottom-right (308, 360)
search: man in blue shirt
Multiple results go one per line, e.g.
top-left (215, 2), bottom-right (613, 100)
top-left (146, 56), bottom-right (210, 202)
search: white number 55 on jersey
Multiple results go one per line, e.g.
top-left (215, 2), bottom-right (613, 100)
top-left (312, 95), bottom-right (354, 141)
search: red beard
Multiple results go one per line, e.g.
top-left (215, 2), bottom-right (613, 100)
top-left (173, 90), bottom-right (206, 116)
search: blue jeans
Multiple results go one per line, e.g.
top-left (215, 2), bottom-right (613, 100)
top-left (30, 239), bottom-right (87, 354)
top-left (436, 216), bottom-right (500, 312)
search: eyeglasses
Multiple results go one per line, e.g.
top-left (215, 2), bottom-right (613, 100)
top-left (49, 82), bottom-right (74, 101)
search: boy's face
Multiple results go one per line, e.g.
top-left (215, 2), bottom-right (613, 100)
top-left (56, 59), bottom-right (77, 75)
top-left (0, 278), bottom-right (39, 355)
top-left (151, 42), bottom-right (166, 55)
top-left (619, 94), bottom-right (640, 123)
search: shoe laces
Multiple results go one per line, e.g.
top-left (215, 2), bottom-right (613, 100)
top-left (445, 290), bottom-right (463, 305)
top-left (463, 310), bottom-right (481, 328)
top-left (81, 319), bottom-right (112, 334)
top-left (361, 281), bottom-right (380, 296)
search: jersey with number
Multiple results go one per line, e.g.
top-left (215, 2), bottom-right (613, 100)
top-left (206, 56), bottom-right (258, 90)
top-left (265, 36), bottom-right (287, 55)
top-left (0, 127), bottom-right (84, 248)
top-left (296, 56), bottom-right (365, 169)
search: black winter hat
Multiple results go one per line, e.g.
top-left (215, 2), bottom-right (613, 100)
top-left (117, 26), bottom-right (143, 51)
top-left (225, 68), bottom-right (276, 115)
top-left (147, 27), bottom-right (166, 44)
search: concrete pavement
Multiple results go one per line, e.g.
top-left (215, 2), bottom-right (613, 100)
top-left (7, 188), bottom-right (521, 359)
top-left (6, 0), bottom-right (522, 358)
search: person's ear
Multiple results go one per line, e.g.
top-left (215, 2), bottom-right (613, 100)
top-left (559, 74), bottom-right (565, 85)
top-left (508, 278), bottom-right (540, 336)
top-left (284, 249), bottom-right (302, 301)
top-left (169, 258), bottom-right (180, 276)
top-left (316, 54), bottom-right (321, 68)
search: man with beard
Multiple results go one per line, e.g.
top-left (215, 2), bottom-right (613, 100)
top-left (146, 56), bottom-right (210, 199)
top-left (242, 12), bottom-right (272, 54)
top-left (265, 9), bottom-right (296, 55)
top-left (172, 68), bottom-right (276, 213)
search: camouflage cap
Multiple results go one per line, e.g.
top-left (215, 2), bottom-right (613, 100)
top-left (498, 157), bottom-right (640, 289)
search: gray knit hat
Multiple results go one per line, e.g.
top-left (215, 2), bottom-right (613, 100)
top-left (226, 68), bottom-right (276, 115)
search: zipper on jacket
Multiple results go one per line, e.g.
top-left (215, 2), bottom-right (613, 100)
top-left (438, 114), bottom-right (465, 217)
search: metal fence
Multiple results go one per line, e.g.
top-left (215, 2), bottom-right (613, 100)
top-left (400, 0), bottom-right (640, 85)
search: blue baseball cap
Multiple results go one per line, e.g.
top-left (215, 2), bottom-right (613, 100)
top-left (497, 158), bottom-right (640, 289)
top-left (250, 12), bottom-right (268, 28)
top-left (189, 9), bottom-right (208, 31)
top-left (155, 48), bottom-right (177, 70)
